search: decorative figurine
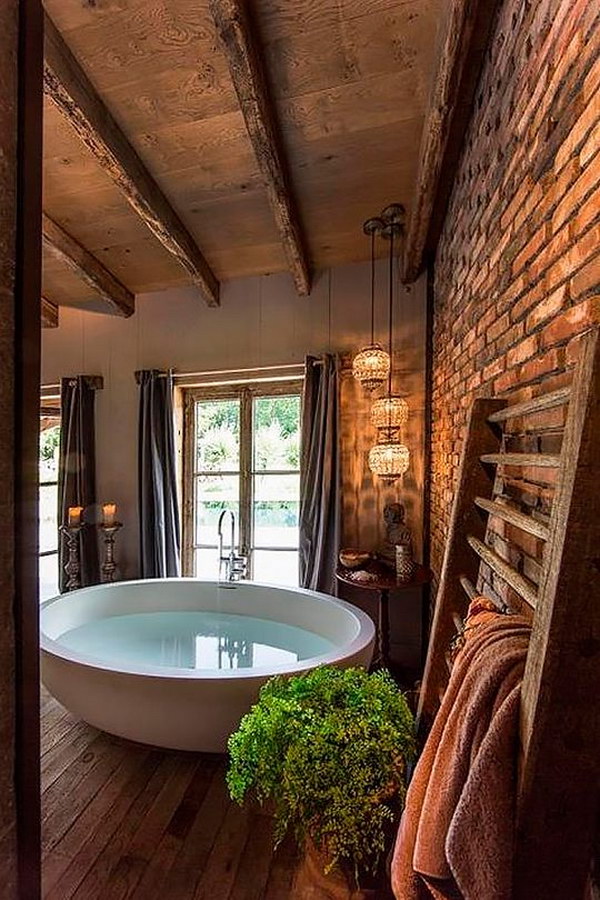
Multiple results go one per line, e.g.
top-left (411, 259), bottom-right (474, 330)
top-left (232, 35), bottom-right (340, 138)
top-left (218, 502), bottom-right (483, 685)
top-left (379, 502), bottom-right (414, 579)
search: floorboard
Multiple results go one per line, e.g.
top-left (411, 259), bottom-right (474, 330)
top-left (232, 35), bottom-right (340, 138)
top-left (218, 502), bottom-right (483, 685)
top-left (41, 691), bottom-right (300, 899)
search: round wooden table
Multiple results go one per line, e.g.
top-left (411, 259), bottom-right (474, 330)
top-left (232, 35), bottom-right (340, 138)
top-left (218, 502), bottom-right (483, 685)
top-left (336, 561), bottom-right (432, 671)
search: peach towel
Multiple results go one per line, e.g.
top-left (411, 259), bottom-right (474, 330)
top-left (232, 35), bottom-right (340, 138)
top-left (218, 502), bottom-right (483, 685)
top-left (392, 601), bottom-right (531, 900)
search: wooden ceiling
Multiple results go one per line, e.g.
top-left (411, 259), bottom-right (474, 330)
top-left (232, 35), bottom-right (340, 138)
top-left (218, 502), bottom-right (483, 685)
top-left (42, 0), bottom-right (443, 315)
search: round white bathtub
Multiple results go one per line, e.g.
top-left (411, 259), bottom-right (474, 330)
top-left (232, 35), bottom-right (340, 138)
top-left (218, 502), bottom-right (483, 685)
top-left (40, 578), bottom-right (375, 752)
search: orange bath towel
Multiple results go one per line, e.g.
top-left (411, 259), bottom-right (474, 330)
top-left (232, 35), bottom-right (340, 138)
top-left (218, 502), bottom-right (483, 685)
top-left (391, 602), bottom-right (531, 900)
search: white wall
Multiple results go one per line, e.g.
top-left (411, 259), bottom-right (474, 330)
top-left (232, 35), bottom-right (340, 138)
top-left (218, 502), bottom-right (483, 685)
top-left (42, 261), bottom-right (427, 665)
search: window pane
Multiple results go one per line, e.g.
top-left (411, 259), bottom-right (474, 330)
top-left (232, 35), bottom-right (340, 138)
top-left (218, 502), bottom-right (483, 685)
top-left (195, 548), bottom-right (220, 581)
top-left (195, 474), bottom-right (239, 545)
top-left (253, 550), bottom-right (299, 587)
top-left (253, 473), bottom-right (299, 548)
top-left (253, 395), bottom-right (300, 471)
top-left (39, 424), bottom-right (60, 483)
top-left (40, 483), bottom-right (58, 553)
top-left (196, 399), bottom-right (240, 472)
top-left (40, 553), bottom-right (59, 601)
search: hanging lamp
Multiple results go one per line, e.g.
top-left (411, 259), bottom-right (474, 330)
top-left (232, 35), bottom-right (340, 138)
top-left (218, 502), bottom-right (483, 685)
top-left (368, 213), bottom-right (410, 482)
top-left (352, 217), bottom-right (389, 391)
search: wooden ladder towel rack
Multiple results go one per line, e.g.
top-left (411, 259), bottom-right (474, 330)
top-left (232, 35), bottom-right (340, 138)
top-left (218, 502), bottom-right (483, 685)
top-left (418, 328), bottom-right (600, 900)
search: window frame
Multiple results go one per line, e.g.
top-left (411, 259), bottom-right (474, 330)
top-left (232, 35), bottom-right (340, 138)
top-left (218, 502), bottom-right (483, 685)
top-left (182, 379), bottom-right (303, 580)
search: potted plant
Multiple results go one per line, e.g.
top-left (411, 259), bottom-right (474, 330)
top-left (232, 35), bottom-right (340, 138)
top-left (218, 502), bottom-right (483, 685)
top-left (227, 666), bottom-right (415, 897)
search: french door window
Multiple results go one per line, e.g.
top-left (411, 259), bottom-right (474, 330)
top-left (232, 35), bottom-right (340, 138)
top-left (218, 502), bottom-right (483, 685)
top-left (183, 381), bottom-right (302, 586)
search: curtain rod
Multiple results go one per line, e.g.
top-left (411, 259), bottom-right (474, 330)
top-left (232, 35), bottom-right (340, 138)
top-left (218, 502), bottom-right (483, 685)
top-left (135, 362), bottom-right (309, 381)
top-left (172, 363), bottom-right (306, 379)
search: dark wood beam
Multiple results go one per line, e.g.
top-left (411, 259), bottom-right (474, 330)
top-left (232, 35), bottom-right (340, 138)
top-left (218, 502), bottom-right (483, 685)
top-left (402, 0), bottom-right (501, 283)
top-left (210, 0), bottom-right (311, 296)
top-left (42, 213), bottom-right (135, 317)
top-left (41, 296), bottom-right (59, 328)
top-left (43, 13), bottom-right (220, 307)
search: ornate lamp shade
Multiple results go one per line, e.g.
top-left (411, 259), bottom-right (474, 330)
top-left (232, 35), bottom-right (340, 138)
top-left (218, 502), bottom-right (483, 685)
top-left (352, 344), bottom-right (390, 391)
top-left (368, 439), bottom-right (410, 482)
top-left (371, 395), bottom-right (408, 431)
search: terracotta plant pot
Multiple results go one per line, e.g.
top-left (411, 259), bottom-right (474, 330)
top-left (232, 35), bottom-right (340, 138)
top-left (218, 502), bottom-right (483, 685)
top-left (291, 838), bottom-right (382, 899)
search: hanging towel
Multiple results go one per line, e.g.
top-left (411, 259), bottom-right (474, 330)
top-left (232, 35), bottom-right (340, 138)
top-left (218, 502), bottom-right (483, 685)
top-left (392, 600), bottom-right (531, 900)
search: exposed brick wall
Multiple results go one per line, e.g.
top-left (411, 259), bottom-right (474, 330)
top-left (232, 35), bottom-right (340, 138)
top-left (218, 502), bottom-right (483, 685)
top-left (430, 0), bottom-right (600, 590)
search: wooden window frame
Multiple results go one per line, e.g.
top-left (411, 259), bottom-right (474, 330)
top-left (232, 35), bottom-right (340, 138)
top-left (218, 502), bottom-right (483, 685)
top-left (182, 379), bottom-right (303, 579)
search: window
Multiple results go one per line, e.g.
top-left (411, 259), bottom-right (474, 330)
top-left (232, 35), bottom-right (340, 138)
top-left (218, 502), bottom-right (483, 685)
top-left (183, 381), bottom-right (302, 586)
top-left (39, 403), bottom-right (61, 600)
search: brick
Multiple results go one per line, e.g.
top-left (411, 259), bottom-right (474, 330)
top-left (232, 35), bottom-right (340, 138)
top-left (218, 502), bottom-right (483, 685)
top-left (551, 161), bottom-right (600, 233)
top-left (519, 348), bottom-right (565, 384)
top-left (570, 253), bottom-right (600, 299)
top-left (541, 297), bottom-right (600, 348)
top-left (526, 285), bottom-right (569, 331)
top-left (555, 83), bottom-right (600, 170)
top-left (506, 334), bottom-right (540, 368)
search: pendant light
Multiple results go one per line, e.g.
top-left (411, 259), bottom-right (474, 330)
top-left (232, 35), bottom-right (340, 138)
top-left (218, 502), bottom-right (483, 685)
top-left (352, 217), bottom-right (390, 391)
top-left (368, 214), bottom-right (409, 482)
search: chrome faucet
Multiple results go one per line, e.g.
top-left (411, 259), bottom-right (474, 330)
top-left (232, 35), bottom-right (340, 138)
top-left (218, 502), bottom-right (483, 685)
top-left (217, 509), bottom-right (247, 584)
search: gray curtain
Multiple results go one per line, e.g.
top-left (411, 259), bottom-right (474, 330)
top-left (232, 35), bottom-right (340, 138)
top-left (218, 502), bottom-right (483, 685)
top-left (299, 354), bottom-right (340, 594)
top-left (58, 376), bottom-right (100, 591)
top-left (138, 370), bottom-right (181, 578)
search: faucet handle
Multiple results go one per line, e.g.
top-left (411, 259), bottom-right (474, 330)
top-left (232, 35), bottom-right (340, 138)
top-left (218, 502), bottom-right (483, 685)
top-left (231, 554), bottom-right (248, 580)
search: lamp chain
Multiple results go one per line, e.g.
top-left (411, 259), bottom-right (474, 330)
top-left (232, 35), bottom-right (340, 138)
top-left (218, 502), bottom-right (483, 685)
top-left (370, 228), bottom-right (376, 345)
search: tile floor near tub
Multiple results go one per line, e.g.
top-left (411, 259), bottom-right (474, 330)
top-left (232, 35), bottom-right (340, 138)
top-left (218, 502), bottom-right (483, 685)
top-left (41, 689), bottom-right (299, 899)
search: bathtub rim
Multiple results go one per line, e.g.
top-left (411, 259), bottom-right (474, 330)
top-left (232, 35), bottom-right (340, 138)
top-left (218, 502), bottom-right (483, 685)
top-left (40, 578), bottom-right (375, 681)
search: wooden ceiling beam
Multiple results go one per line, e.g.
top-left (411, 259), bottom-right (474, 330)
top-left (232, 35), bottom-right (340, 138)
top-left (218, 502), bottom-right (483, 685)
top-left (210, 0), bottom-right (311, 296)
top-left (41, 296), bottom-right (59, 329)
top-left (42, 213), bottom-right (135, 318)
top-left (43, 13), bottom-right (220, 308)
top-left (402, 0), bottom-right (501, 283)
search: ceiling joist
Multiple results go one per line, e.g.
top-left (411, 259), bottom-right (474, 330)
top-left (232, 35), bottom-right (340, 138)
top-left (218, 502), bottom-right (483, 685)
top-left (403, 0), bottom-right (501, 283)
top-left (43, 12), bottom-right (220, 308)
top-left (210, 0), bottom-right (311, 296)
top-left (42, 213), bottom-right (135, 317)
top-left (41, 297), bottom-right (59, 329)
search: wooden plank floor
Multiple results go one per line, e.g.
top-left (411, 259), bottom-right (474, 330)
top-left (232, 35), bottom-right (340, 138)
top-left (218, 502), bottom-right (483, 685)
top-left (41, 690), bottom-right (300, 899)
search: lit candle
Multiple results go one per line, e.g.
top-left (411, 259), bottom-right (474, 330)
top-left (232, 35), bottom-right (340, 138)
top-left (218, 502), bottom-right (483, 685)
top-left (102, 502), bottom-right (117, 526)
top-left (67, 506), bottom-right (83, 527)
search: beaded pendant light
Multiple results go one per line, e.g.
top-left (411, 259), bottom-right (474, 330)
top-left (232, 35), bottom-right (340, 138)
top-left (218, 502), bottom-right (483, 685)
top-left (352, 218), bottom-right (390, 391)
top-left (368, 209), bottom-right (410, 482)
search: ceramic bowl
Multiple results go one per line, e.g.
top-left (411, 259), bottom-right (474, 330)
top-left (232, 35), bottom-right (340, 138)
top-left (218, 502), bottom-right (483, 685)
top-left (339, 549), bottom-right (371, 569)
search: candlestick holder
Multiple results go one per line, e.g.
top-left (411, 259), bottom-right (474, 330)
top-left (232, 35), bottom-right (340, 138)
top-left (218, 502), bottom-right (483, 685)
top-left (59, 523), bottom-right (83, 591)
top-left (100, 522), bottom-right (123, 583)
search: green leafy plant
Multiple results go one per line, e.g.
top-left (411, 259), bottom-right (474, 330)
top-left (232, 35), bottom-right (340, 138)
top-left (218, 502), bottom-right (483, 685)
top-left (227, 666), bottom-right (415, 880)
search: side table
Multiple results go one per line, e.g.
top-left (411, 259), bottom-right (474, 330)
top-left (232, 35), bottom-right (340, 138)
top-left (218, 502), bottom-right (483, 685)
top-left (336, 562), bottom-right (432, 671)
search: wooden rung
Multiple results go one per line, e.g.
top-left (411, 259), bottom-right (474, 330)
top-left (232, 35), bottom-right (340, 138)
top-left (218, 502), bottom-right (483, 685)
top-left (452, 611), bottom-right (464, 631)
top-left (487, 386), bottom-right (571, 423)
top-left (445, 653), bottom-right (453, 674)
top-left (467, 535), bottom-right (538, 608)
top-left (474, 497), bottom-right (550, 540)
top-left (480, 452), bottom-right (561, 467)
top-left (459, 575), bottom-right (478, 600)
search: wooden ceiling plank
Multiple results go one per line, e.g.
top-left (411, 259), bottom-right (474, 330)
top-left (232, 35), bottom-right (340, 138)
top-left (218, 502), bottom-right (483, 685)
top-left (43, 12), bottom-right (220, 307)
top-left (210, 0), bottom-right (311, 296)
top-left (42, 213), bottom-right (135, 318)
top-left (41, 296), bottom-right (59, 329)
top-left (402, 0), bottom-right (501, 283)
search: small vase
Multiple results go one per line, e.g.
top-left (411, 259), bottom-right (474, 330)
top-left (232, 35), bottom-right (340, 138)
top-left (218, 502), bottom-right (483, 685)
top-left (395, 545), bottom-right (414, 583)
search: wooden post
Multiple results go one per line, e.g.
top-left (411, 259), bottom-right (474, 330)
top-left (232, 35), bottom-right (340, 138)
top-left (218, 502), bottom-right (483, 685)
top-left (0, 0), bottom-right (43, 896)
top-left (515, 329), bottom-right (600, 899)
top-left (417, 398), bottom-right (504, 724)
